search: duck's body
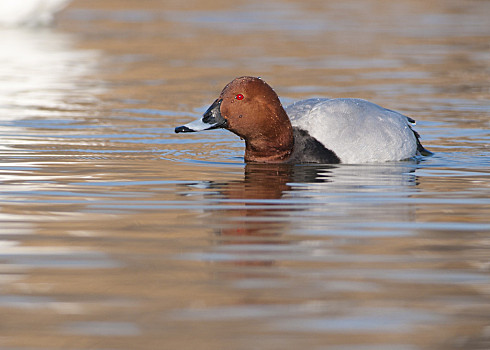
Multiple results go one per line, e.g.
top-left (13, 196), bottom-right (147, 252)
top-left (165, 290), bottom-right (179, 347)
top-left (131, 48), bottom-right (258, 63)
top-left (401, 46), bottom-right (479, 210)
top-left (286, 98), bottom-right (423, 163)
top-left (175, 76), bottom-right (430, 164)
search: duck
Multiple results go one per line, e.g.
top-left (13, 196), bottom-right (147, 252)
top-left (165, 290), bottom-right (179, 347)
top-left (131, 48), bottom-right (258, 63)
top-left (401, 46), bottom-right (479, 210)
top-left (0, 0), bottom-right (71, 27)
top-left (175, 76), bottom-right (431, 164)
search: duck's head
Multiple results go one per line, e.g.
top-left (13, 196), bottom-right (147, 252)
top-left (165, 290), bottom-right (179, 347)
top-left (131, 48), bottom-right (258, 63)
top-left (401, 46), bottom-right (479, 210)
top-left (175, 76), bottom-right (294, 162)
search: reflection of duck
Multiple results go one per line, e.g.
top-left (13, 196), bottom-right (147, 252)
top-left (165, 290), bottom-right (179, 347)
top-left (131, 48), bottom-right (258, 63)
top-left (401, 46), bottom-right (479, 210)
top-left (212, 163), bottom-right (335, 202)
top-left (196, 164), bottom-right (311, 267)
top-left (220, 164), bottom-right (294, 202)
top-left (194, 164), bottom-right (334, 239)
top-left (184, 161), bottom-right (419, 240)
top-left (182, 162), bottom-right (419, 266)
top-left (0, 0), bottom-right (71, 27)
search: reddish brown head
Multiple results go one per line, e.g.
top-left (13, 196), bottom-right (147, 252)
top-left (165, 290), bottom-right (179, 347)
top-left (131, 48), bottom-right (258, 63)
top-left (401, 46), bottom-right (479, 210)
top-left (176, 76), bottom-right (294, 163)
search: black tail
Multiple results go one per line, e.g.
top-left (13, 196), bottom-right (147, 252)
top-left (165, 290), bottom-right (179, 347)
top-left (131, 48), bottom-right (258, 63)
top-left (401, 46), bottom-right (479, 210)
top-left (411, 128), bottom-right (433, 156)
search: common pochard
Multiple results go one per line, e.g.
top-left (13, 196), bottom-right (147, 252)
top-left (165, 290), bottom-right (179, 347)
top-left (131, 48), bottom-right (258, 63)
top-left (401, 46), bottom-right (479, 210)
top-left (175, 76), bottom-right (431, 164)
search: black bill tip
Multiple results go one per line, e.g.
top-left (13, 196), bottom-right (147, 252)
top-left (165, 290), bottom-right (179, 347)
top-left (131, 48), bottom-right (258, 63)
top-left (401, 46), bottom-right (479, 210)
top-left (175, 125), bottom-right (195, 133)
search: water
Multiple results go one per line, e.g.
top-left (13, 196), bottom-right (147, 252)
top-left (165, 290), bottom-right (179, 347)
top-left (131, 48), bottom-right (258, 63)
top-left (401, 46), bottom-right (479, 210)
top-left (0, 0), bottom-right (489, 349)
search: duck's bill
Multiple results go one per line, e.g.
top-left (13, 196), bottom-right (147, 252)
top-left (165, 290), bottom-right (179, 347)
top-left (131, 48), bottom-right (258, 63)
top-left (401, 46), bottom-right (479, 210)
top-left (175, 119), bottom-right (215, 133)
top-left (175, 99), bottom-right (226, 133)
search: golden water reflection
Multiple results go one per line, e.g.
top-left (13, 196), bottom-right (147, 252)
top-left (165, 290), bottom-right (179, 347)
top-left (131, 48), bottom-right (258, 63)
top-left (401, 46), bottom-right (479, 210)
top-left (0, 0), bottom-right (489, 349)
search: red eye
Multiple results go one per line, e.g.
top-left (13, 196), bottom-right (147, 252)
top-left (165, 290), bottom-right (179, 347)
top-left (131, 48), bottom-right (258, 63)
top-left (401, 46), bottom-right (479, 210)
top-left (235, 94), bottom-right (244, 100)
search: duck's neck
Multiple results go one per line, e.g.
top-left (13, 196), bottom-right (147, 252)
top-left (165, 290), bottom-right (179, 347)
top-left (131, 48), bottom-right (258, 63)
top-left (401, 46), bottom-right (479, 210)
top-left (243, 117), bottom-right (294, 163)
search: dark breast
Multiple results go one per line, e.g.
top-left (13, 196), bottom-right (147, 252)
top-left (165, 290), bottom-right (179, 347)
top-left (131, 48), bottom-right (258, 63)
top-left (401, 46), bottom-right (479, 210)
top-left (288, 128), bottom-right (341, 164)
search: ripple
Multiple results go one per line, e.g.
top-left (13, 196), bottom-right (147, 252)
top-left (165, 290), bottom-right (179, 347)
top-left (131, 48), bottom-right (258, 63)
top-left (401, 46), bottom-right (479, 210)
top-left (0, 244), bottom-right (119, 269)
top-left (62, 321), bottom-right (141, 336)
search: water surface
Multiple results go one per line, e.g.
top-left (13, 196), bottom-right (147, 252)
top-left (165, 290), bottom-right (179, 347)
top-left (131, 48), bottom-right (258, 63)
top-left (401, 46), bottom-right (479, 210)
top-left (0, 0), bottom-right (489, 349)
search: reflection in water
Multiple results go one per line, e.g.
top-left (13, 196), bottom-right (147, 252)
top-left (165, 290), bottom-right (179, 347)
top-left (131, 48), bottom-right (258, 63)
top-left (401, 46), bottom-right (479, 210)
top-left (201, 161), bottom-right (419, 236)
top-left (0, 0), bottom-right (71, 27)
top-left (0, 28), bottom-right (100, 120)
top-left (181, 162), bottom-right (421, 270)
top-left (0, 26), bottom-right (100, 235)
top-left (194, 163), bottom-right (333, 237)
top-left (173, 161), bottom-right (488, 349)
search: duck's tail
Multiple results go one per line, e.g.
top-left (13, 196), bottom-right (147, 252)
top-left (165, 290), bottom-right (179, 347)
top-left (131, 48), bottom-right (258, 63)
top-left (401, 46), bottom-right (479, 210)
top-left (412, 128), bottom-right (433, 156)
top-left (406, 116), bottom-right (433, 156)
